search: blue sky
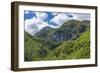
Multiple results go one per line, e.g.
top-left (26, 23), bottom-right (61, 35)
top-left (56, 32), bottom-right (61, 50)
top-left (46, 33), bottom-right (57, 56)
top-left (24, 10), bottom-right (90, 35)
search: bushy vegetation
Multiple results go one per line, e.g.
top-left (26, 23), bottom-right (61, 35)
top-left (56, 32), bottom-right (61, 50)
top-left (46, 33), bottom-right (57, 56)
top-left (45, 31), bottom-right (90, 60)
top-left (24, 20), bottom-right (90, 61)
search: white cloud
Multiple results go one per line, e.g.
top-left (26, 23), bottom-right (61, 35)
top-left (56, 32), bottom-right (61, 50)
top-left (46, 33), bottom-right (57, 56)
top-left (52, 12), bottom-right (59, 16)
top-left (25, 17), bottom-right (36, 26)
top-left (25, 25), bottom-right (39, 36)
top-left (35, 12), bottom-right (48, 20)
top-left (25, 12), bottom-right (90, 36)
top-left (25, 11), bottom-right (30, 14)
top-left (69, 14), bottom-right (78, 20)
top-left (25, 16), bottom-right (45, 31)
top-left (50, 13), bottom-right (69, 26)
top-left (49, 25), bottom-right (59, 28)
top-left (69, 13), bottom-right (90, 21)
top-left (25, 17), bottom-right (39, 35)
top-left (36, 22), bottom-right (49, 30)
top-left (77, 14), bottom-right (90, 21)
top-left (25, 13), bottom-right (49, 35)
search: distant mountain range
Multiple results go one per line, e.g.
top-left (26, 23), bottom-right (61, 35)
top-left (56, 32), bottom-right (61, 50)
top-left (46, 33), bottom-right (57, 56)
top-left (24, 20), bottom-right (90, 61)
top-left (34, 20), bottom-right (89, 42)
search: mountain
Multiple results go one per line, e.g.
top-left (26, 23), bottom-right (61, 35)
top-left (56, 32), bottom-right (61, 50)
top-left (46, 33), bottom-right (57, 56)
top-left (35, 26), bottom-right (56, 40)
top-left (51, 20), bottom-right (88, 42)
top-left (45, 31), bottom-right (90, 60)
top-left (24, 19), bottom-right (90, 61)
top-left (82, 20), bottom-right (90, 24)
top-left (35, 20), bottom-right (89, 42)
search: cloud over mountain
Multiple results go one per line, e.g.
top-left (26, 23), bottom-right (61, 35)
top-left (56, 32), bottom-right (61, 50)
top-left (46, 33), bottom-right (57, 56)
top-left (50, 13), bottom-right (69, 26)
top-left (24, 10), bottom-right (90, 36)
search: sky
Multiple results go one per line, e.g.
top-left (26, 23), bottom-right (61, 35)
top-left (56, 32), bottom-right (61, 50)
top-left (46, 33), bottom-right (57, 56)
top-left (24, 10), bottom-right (90, 35)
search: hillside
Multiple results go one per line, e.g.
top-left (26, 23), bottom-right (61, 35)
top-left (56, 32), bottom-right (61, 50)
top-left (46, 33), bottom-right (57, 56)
top-left (24, 20), bottom-right (90, 61)
top-left (35, 20), bottom-right (89, 42)
top-left (45, 31), bottom-right (90, 60)
top-left (34, 20), bottom-right (90, 49)
top-left (24, 32), bottom-right (49, 61)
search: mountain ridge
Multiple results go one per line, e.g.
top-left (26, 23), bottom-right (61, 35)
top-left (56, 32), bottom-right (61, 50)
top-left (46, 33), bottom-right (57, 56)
top-left (24, 19), bottom-right (90, 61)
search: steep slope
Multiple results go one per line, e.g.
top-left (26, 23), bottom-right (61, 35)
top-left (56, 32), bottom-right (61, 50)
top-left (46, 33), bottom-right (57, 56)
top-left (51, 20), bottom-right (88, 42)
top-left (24, 32), bottom-right (49, 61)
top-left (35, 20), bottom-right (89, 42)
top-left (34, 27), bottom-right (61, 49)
top-left (45, 31), bottom-right (90, 60)
top-left (33, 20), bottom-right (90, 49)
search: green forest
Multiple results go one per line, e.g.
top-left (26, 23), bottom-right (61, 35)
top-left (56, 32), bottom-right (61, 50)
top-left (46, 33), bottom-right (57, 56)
top-left (24, 20), bottom-right (90, 61)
